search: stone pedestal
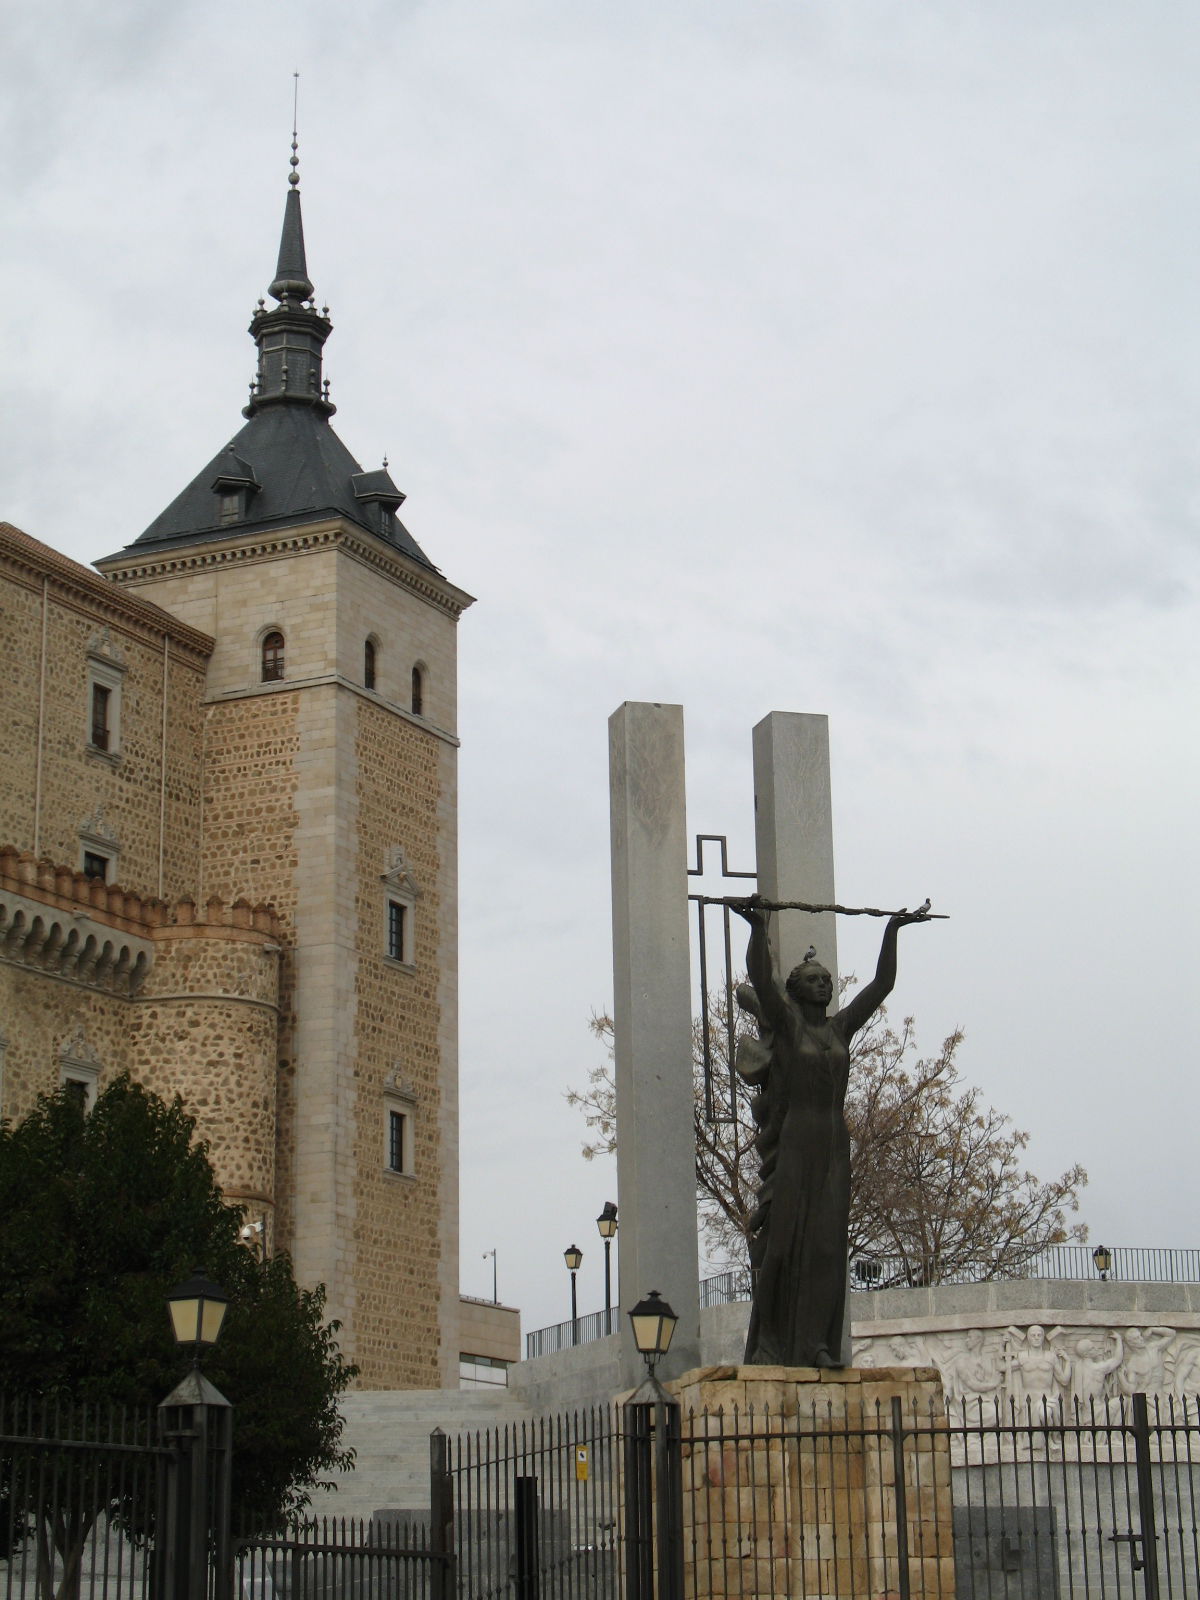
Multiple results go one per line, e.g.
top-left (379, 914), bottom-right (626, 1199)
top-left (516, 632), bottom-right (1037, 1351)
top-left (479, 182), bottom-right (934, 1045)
top-left (669, 1364), bottom-right (956, 1600)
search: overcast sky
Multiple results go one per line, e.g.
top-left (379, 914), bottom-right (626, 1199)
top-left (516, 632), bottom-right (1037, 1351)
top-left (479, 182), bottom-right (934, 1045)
top-left (4, 1), bottom-right (1199, 1339)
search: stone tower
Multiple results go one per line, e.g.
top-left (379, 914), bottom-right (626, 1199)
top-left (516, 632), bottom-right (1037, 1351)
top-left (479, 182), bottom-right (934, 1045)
top-left (95, 148), bottom-right (473, 1387)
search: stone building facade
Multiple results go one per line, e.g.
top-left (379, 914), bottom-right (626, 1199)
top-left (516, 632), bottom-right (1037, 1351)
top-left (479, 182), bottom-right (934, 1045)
top-left (0, 157), bottom-right (472, 1389)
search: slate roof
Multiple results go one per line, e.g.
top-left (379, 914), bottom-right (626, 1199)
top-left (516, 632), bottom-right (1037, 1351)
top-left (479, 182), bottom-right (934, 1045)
top-left (126, 406), bottom-right (435, 570)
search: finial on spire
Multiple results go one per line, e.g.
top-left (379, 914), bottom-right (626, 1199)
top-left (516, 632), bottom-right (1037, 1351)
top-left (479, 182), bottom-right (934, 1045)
top-left (290, 74), bottom-right (300, 188)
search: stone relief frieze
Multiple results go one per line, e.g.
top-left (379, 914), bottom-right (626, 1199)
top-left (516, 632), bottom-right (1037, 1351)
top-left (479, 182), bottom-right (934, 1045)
top-left (853, 1322), bottom-right (1200, 1409)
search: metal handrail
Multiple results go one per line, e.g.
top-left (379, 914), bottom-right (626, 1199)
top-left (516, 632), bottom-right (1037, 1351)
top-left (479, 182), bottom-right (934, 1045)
top-left (523, 1246), bottom-right (1200, 1360)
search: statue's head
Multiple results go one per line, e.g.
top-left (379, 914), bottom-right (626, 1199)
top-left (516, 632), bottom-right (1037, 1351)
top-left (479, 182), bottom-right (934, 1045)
top-left (1125, 1329), bottom-right (1145, 1350)
top-left (786, 960), bottom-right (833, 1008)
top-left (1028, 1325), bottom-right (1045, 1348)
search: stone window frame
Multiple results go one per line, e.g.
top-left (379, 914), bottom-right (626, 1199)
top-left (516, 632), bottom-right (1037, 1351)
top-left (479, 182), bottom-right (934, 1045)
top-left (59, 1028), bottom-right (101, 1112)
top-left (364, 634), bottom-right (380, 693)
top-left (383, 1071), bottom-right (417, 1179)
top-left (85, 632), bottom-right (127, 762)
top-left (410, 661), bottom-right (426, 717)
top-left (79, 808), bottom-right (120, 885)
top-left (381, 847), bottom-right (420, 972)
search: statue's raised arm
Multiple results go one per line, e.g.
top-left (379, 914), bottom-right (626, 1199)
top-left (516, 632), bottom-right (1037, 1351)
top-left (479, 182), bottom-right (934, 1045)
top-left (730, 895), bottom-right (789, 1035)
top-left (835, 906), bottom-right (932, 1042)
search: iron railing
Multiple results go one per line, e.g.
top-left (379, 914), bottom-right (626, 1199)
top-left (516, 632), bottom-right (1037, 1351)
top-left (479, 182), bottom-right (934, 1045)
top-left (0, 1395), bottom-right (167, 1600)
top-left (526, 1248), bottom-right (1200, 1357)
top-left (234, 1513), bottom-right (452, 1599)
top-left (849, 1243), bottom-right (1200, 1289)
top-left (450, 1391), bottom-right (1200, 1597)
top-left (448, 1406), bottom-right (620, 1600)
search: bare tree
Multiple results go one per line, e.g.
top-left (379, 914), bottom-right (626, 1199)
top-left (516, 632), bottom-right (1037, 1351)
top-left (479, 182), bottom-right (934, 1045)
top-left (568, 984), bottom-right (1086, 1285)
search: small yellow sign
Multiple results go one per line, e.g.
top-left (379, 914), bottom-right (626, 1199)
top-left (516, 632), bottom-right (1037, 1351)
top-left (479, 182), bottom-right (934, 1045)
top-left (575, 1445), bottom-right (590, 1481)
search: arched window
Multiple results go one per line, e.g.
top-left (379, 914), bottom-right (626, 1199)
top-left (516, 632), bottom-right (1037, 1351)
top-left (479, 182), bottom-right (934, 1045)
top-left (261, 631), bottom-right (285, 682)
top-left (364, 638), bottom-right (377, 691)
top-left (411, 665), bottom-right (424, 717)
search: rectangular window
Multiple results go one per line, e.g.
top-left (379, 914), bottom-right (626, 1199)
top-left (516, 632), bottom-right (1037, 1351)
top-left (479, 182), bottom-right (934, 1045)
top-left (387, 901), bottom-right (406, 962)
top-left (63, 1077), bottom-right (90, 1111)
top-left (82, 851), bottom-right (109, 881)
top-left (91, 683), bottom-right (111, 750)
top-left (388, 1109), bottom-right (407, 1173)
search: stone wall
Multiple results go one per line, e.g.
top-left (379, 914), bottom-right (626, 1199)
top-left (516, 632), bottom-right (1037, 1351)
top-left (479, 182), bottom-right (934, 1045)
top-left (0, 845), bottom-right (280, 1212)
top-left (351, 696), bottom-right (448, 1387)
top-left (0, 522), bottom-right (210, 902)
top-left (3, 516), bottom-right (469, 1391)
top-left (670, 1364), bottom-right (954, 1599)
top-left (459, 1298), bottom-right (522, 1366)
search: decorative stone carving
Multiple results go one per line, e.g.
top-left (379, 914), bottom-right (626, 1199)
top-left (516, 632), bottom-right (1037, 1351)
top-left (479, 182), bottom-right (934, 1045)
top-left (1117, 1327), bottom-right (1174, 1395)
top-left (1068, 1331), bottom-right (1124, 1401)
top-left (384, 1066), bottom-right (417, 1102)
top-left (854, 1321), bottom-right (1200, 1411)
top-left (79, 807), bottom-right (120, 848)
top-left (941, 1328), bottom-right (1005, 1405)
top-left (381, 847), bottom-right (422, 899)
top-left (86, 628), bottom-right (126, 669)
top-left (59, 1026), bottom-right (101, 1070)
top-left (1006, 1323), bottom-right (1070, 1405)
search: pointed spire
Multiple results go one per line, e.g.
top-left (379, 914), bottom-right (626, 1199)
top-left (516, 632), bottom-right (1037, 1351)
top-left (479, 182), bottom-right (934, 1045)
top-left (269, 127), bottom-right (314, 303)
top-left (244, 111), bottom-right (334, 419)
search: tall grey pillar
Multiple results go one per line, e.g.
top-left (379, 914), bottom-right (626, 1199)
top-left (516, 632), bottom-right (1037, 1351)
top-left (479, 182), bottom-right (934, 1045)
top-left (752, 712), bottom-right (839, 993)
top-left (610, 703), bottom-right (701, 1384)
top-left (752, 711), bottom-right (849, 1360)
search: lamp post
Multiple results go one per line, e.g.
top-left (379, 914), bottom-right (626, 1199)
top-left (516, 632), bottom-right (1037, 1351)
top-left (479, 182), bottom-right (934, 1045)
top-left (1093, 1244), bottom-right (1113, 1281)
top-left (625, 1291), bottom-right (683, 1600)
top-left (596, 1202), bottom-right (618, 1335)
top-left (564, 1244), bottom-right (583, 1345)
top-left (158, 1270), bottom-right (234, 1600)
top-left (483, 1248), bottom-right (498, 1304)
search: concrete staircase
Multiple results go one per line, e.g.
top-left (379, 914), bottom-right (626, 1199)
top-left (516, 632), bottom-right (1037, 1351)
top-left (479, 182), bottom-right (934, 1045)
top-left (322, 1388), bottom-right (536, 1522)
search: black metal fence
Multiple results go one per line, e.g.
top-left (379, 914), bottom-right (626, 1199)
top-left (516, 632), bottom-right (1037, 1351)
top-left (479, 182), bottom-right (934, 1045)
top-left (448, 1407), bottom-right (621, 1600)
top-left (11, 1383), bottom-right (1200, 1599)
top-left (448, 1391), bottom-right (1200, 1599)
top-left (234, 1513), bottom-right (453, 1600)
top-left (0, 1395), bottom-right (166, 1600)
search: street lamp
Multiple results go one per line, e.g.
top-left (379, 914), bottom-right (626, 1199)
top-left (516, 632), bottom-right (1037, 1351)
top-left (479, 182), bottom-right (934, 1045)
top-left (166, 1269), bottom-right (229, 1369)
top-left (624, 1290), bottom-right (683, 1600)
top-left (628, 1290), bottom-right (678, 1379)
top-left (596, 1202), bottom-right (618, 1335)
top-left (1093, 1244), bottom-right (1113, 1281)
top-left (159, 1272), bottom-right (233, 1600)
top-left (564, 1244), bottom-right (583, 1345)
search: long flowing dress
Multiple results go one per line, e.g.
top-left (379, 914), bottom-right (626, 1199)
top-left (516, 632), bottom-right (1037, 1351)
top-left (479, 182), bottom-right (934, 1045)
top-left (736, 995), bottom-right (853, 1367)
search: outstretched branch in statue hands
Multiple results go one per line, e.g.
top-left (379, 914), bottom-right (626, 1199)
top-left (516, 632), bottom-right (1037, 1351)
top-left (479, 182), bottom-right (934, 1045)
top-left (721, 894), bottom-right (948, 920)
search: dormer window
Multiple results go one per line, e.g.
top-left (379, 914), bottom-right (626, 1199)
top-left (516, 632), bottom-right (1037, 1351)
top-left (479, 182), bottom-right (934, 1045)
top-left (262, 631), bottom-right (285, 682)
top-left (210, 449), bottom-right (260, 527)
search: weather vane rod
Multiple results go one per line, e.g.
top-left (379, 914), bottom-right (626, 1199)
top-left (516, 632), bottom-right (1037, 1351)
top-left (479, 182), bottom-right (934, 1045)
top-left (290, 73), bottom-right (300, 187)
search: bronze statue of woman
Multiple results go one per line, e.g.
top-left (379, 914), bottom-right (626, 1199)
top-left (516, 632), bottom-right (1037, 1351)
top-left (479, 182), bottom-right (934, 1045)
top-left (730, 895), bottom-right (931, 1368)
